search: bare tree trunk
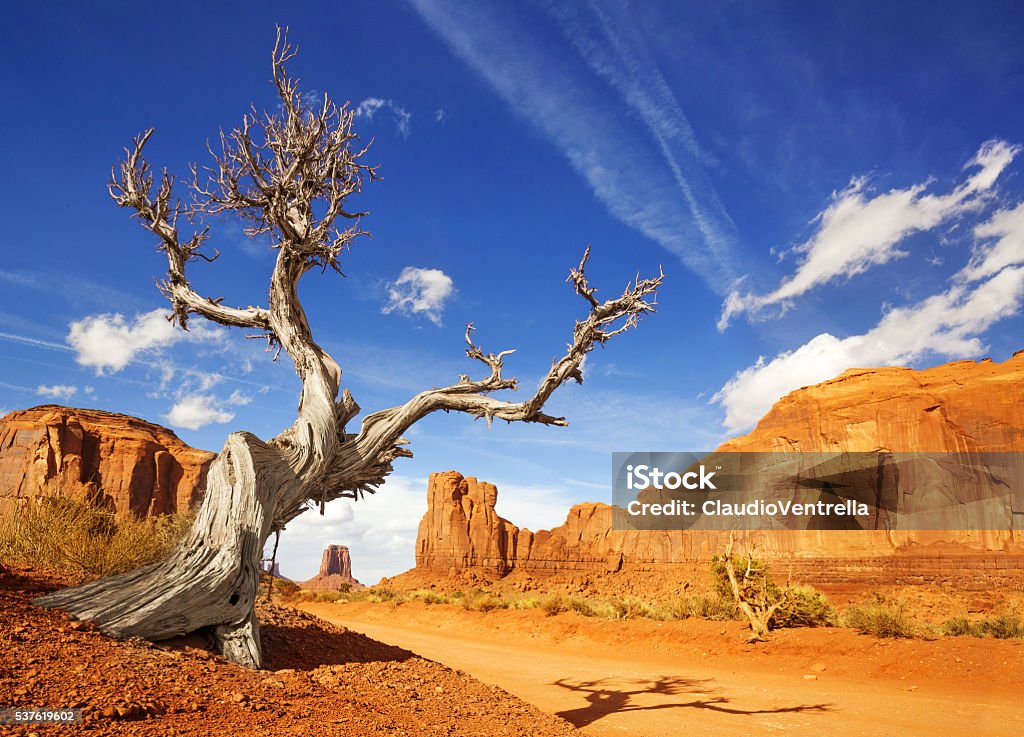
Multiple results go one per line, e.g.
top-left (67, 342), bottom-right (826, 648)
top-left (36, 434), bottom-right (283, 667)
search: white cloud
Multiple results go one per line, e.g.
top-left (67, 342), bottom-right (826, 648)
top-left (67, 308), bottom-right (224, 375)
top-left (719, 140), bottom-right (1020, 329)
top-left (382, 267), bottom-right (454, 326)
top-left (434, 108), bottom-right (446, 123)
top-left (408, 0), bottom-right (741, 291)
top-left (714, 202), bottom-right (1024, 433)
top-left (164, 394), bottom-right (235, 431)
top-left (355, 97), bottom-right (411, 138)
top-left (36, 384), bottom-right (77, 401)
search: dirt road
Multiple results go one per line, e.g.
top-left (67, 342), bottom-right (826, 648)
top-left (304, 601), bottom-right (1022, 737)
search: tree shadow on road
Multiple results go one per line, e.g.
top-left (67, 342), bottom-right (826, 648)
top-left (551, 676), bottom-right (833, 729)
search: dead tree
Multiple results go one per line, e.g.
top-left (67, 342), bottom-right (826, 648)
top-left (719, 532), bottom-right (791, 641)
top-left (35, 29), bottom-right (664, 668)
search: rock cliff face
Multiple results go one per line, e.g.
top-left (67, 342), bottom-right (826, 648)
top-left (302, 545), bottom-right (363, 590)
top-left (415, 353), bottom-right (1024, 575)
top-left (0, 405), bottom-right (214, 518)
top-left (718, 352), bottom-right (1024, 454)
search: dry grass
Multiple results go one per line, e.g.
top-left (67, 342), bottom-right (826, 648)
top-left (841, 602), bottom-right (931, 639)
top-left (942, 611), bottom-right (1024, 639)
top-left (0, 496), bottom-right (193, 578)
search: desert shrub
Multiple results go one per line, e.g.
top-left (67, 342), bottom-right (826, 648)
top-left (843, 602), bottom-right (926, 638)
top-left (368, 588), bottom-right (400, 603)
top-left (509, 596), bottom-right (542, 610)
top-left (0, 496), bottom-right (193, 577)
top-left (408, 589), bottom-right (449, 605)
top-left (942, 616), bottom-right (975, 637)
top-left (664, 594), bottom-right (739, 621)
top-left (259, 573), bottom-right (301, 602)
top-left (461, 591), bottom-right (507, 612)
top-left (771, 585), bottom-right (837, 628)
top-left (943, 612), bottom-right (1024, 639)
top-left (605, 597), bottom-right (653, 620)
top-left (541, 595), bottom-right (569, 616)
top-left (709, 552), bottom-right (833, 632)
top-left (570, 597), bottom-right (597, 617)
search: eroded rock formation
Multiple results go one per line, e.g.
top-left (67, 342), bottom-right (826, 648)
top-left (302, 545), bottom-right (363, 590)
top-left (415, 353), bottom-right (1024, 577)
top-left (718, 352), bottom-right (1024, 454)
top-left (0, 405), bottom-right (214, 518)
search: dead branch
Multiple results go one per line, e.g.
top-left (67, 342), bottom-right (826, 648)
top-left (189, 26), bottom-right (378, 275)
top-left (307, 249), bottom-right (664, 513)
top-left (109, 130), bottom-right (274, 333)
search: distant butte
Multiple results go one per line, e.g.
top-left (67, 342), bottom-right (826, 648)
top-left (302, 544), bottom-right (364, 591)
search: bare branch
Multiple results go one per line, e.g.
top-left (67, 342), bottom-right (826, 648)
top-left (189, 25), bottom-right (378, 275)
top-left (109, 130), bottom-right (273, 333)
top-left (311, 250), bottom-right (663, 507)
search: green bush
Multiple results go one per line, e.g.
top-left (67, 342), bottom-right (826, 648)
top-left (708, 554), bottom-right (834, 630)
top-left (772, 585), bottom-right (837, 628)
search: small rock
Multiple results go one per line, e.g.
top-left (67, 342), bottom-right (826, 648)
top-left (803, 674), bottom-right (818, 680)
top-left (810, 662), bottom-right (827, 673)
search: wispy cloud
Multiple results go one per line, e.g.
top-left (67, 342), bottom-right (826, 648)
top-left (36, 384), bottom-right (77, 401)
top-left (355, 97), bottom-right (412, 138)
top-left (408, 0), bottom-right (741, 291)
top-left (714, 200), bottom-right (1024, 433)
top-left (719, 140), bottom-right (1020, 329)
top-left (382, 266), bottom-right (454, 326)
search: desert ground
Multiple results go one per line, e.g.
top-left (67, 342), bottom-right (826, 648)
top-left (303, 598), bottom-right (1024, 737)
top-left (0, 566), bottom-right (580, 736)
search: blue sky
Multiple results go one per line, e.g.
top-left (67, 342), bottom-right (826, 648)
top-left (3, 1), bottom-right (1024, 582)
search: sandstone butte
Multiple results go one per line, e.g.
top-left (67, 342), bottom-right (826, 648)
top-left (415, 353), bottom-right (1024, 578)
top-left (0, 405), bottom-right (215, 519)
top-left (301, 545), bottom-right (364, 591)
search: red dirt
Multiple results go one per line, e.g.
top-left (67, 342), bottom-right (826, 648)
top-left (305, 599), bottom-right (1024, 737)
top-left (0, 566), bottom-right (580, 735)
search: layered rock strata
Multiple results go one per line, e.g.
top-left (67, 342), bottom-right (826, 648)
top-left (0, 405), bottom-right (214, 518)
